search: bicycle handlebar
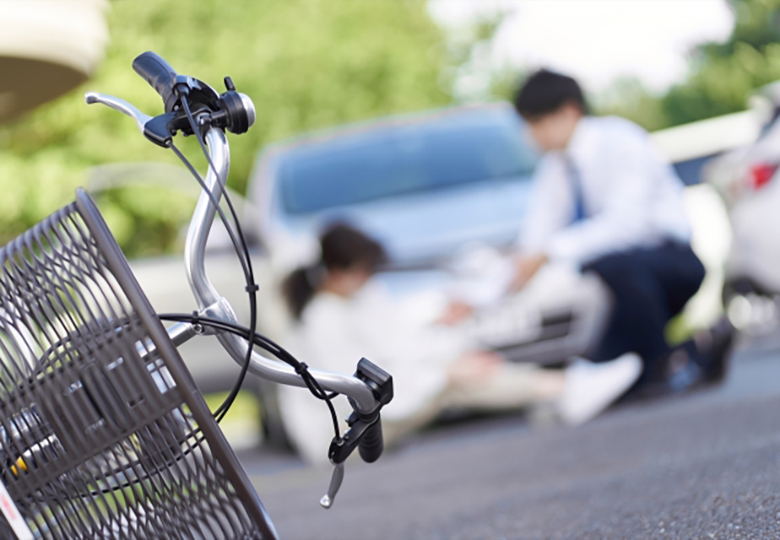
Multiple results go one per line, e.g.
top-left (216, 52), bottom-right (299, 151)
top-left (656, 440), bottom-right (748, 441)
top-left (358, 417), bottom-right (384, 463)
top-left (86, 51), bottom-right (392, 508)
top-left (183, 128), bottom-right (380, 413)
top-left (132, 51), bottom-right (179, 113)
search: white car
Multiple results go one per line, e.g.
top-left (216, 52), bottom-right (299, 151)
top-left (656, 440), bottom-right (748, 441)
top-left (701, 82), bottom-right (780, 332)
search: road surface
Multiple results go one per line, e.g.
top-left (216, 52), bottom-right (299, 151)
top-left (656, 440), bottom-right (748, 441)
top-left (238, 335), bottom-right (780, 539)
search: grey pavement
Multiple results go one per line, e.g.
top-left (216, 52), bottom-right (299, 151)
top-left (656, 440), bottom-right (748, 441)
top-left (239, 335), bottom-right (780, 539)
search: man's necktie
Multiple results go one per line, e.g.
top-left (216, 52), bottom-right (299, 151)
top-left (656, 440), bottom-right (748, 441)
top-left (564, 155), bottom-right (586, 223)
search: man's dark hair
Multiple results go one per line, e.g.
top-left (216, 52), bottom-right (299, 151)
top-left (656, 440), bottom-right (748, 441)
top-left (513, 69), bottom-right (587, 120)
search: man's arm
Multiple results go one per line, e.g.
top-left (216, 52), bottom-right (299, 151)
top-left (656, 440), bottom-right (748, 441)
top-left (511, 154), bottom-right (576, 290)
top-left (518, 155), bottom-right (573, 253)
top-left (510, 252), bottom-right (548, 290)
top-left (510, 155), bottom-right (573, 289)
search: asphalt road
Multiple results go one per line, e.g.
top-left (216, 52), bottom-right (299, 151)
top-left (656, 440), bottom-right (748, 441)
top-left (238, 335), bottom-right (780, 539)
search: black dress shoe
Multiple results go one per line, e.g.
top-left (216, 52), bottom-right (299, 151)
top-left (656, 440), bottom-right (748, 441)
top-left (696, 317), bottom-right (736, 385)
top-left (621, 352), bottom-right (702, 402)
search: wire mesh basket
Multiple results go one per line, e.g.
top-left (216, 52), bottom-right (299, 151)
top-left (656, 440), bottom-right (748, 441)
top-left (0, 189), bottom-right (275, 539)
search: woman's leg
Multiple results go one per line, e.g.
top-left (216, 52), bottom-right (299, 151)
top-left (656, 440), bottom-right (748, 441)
top-left (383, 361), bottom-right (565, 446)
top-left (383, 353), bottom-right (641, 444)
top-left (443, 362), bottom-right (564, 411)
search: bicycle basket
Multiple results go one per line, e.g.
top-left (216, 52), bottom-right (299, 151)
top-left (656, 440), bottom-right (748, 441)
top-left (0, 189), bottom-right (276, 539)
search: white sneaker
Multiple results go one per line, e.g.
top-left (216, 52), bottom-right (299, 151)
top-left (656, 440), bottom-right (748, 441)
top-left (558, 353), bottom-right (642, 426)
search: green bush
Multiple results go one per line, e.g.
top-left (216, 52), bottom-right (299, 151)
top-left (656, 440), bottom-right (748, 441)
top-left (0, 0), bottom-right (450, 257)
top-left (599, 0), bottom-right (780, 130)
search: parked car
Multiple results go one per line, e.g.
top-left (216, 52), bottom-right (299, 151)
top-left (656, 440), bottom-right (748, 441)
top-left (249, 102), bottom-right (612, 364)
top-left (249, 102), bottom-right (732, 355)
top-left (651, 105), bottom-right (760, 334)
top-left (702, 81), bottom-right (780, 332)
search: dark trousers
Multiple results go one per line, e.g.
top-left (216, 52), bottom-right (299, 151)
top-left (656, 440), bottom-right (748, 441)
top-left (583, 241), bottom-right (706, 384)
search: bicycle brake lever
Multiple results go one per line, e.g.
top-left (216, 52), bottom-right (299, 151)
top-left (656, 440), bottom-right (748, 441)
top-left (318, 358), bottom-right (392, 509)
top-left (320, 462), bottom-right (344, 509)
top-left (85, 92), bottom-right (153, 134)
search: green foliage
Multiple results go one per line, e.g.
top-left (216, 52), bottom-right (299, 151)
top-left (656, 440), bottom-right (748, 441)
top-left (0, 0), bottom-right (450, 257)
top-left (598, 0), bottom-right (780, 130)
top-left (661, 0), bottom-right (780, 126)
top-left (438, 10), bottom-right (524, 103)
top-left (593, 77), bottom-right (669, 132)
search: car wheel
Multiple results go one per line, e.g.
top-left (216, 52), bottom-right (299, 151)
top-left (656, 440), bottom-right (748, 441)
top-left (723, 277), bottom-right (779, 333)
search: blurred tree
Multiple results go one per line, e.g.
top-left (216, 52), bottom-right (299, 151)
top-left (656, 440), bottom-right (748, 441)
top-left (661, 0), bottom-right (780, 126)
top-left (598, 0), bottom-right (780, 129)
top-left (439, 10), bottom-right (525, 104)
top-left (593, 77), bottom-right (669, 132)
top-left (0, 0), bottom-right (449, 257)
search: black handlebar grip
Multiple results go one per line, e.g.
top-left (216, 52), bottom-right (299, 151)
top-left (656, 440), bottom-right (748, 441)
top-left (132, 52), bottom-right (179, 112)
top-left (358, 416), bottom-right (384, 463)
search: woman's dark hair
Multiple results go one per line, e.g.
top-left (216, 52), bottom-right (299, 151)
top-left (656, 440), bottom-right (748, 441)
top-left (283, 223), bottom-right (387, 319)
top-left (513, 69), bottom-right (588, 120)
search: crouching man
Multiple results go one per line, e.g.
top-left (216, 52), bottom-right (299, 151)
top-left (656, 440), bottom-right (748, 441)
top-left (511, 69), bottom-right (733, 396)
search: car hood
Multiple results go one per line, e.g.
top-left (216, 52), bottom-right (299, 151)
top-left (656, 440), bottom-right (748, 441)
top-left (277, 177), bottom-right (534, 269)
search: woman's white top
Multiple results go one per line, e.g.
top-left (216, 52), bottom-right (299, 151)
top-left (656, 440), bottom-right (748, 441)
top-left (278, 284), bottom-right (469, 464)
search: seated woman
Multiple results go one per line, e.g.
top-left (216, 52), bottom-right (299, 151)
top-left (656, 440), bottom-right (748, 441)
top-left (278, 224), bottom-right (641, 465)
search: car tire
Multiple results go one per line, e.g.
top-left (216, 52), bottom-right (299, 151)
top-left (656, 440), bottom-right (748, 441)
top-left (723, 276), bottom-right (780, 332)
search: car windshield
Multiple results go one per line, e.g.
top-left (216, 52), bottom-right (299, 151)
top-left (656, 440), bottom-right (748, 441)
top-left (277, 109), bottom-right (538, 215)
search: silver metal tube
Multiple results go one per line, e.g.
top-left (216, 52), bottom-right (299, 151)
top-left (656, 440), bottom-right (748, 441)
top-left (167, 321), bottom-right (199, 348)
top-left (182, 128), bottom-right (377, 413)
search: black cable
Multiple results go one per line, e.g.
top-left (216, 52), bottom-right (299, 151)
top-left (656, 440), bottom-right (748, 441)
top-left (168, 143), bottom-right (249, 276)
top-left (172, 95), bottom-right (346, 446)
top-left (39, 86), bottom-right (349, 502)
top-left (18, 313), bottom-right (344, 500)
top-left (169, 143), bottom-right (255, 422)
top-left (158, 313), bottom-right (342, 439)
top-left (180, 97), bottom-right (257, 423)
top-left (167, 96), bottom-right (258, 423)
top-left (79, 312), bottom-right (343, 497)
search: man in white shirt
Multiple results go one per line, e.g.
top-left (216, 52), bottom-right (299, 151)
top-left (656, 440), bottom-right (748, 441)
top-left (511, 69), bottom-right (733, 395)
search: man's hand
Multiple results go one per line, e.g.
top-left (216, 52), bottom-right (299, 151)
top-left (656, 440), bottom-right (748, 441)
top-left (509, 253), bottom-right (548, 291)
top-left (436, 300), bottom-right (474, 326)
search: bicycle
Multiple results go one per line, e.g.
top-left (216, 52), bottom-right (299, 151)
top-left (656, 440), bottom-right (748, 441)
top-left (0, 52), bottom-right (393, 539)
